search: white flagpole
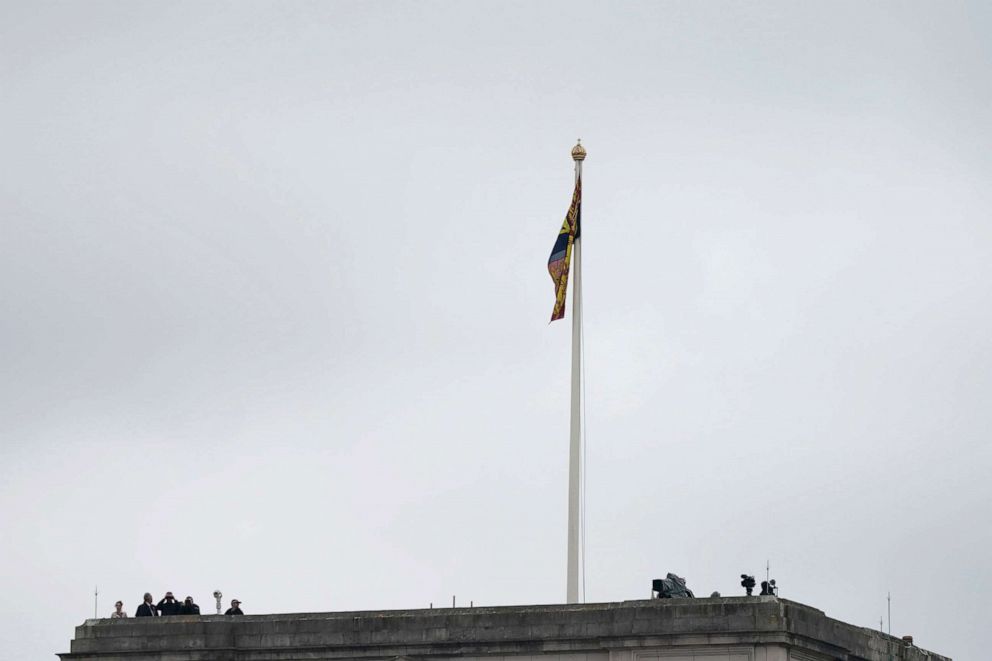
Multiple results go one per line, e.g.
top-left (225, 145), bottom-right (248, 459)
top-left (567, 141), bottom-right (585, 604)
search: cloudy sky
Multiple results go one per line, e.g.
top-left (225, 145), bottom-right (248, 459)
top-left (1, 2), bottom-right (989, 659)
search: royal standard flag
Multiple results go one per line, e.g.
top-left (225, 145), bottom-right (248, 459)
top-left (548, 176), bottom-right (582, 322)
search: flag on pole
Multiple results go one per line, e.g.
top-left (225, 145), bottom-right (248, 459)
top-left (547, 177), bottom-right (582, 322)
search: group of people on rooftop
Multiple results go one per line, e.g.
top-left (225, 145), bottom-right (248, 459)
top-left (109, 592), bottom-right (243, 618)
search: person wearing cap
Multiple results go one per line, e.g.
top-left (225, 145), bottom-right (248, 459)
top-left (135, 593), bottom-right (158, 617)
top-left (157, 592), bottom-right (182, 616)
top-left (179, 596), bottom-right (200, 615)
top-left (110, 601), bottom-right (128, 618)
top-left (224, 599), bottom-right (243, 615)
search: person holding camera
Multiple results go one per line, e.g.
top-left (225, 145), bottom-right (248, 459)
top-left (180, 596), bottom-right (200, 615)
top-left (157, 592), bottom-right (182, 616)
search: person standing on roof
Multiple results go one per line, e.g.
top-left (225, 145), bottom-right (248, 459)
top-left (135, 593), bottom-right (157, 617)
top-left (157, 592), bottom-right (182, 616)
top-left (180, 596), bottom-right (200, 615)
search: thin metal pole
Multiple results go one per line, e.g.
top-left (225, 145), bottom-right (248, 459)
top-left (566, 150), bottom-right (584, 604)
top-left (94, 586), bottom-right (98, 618)
top-left (887, 592), bottom-right (891, 635)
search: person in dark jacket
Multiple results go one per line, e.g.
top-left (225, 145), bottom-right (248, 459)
top-left (224, 599), bottom-right (244, 615)
top-left (135, 593), bottom-right (158, 617)
top-left (179, 596), bottom-right (200, 615)
top-left (157, 592), bottom-right (182, 616)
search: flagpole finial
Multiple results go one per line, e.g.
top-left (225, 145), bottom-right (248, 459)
top-left (571, 139), bottom-right (586, 161)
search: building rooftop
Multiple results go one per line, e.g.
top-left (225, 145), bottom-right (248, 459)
top-left (60, 596), bottom-right (950, 661)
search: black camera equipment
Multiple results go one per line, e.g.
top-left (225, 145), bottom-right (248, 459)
top-left (652, 573), bottom-right (695, 599)
top-left (740, 574), bottom-right (756, 596)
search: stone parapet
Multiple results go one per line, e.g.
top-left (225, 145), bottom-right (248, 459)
top-left (59, 597), bottom-right (949, 661)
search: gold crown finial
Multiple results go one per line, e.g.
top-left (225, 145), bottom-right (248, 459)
top-left (571, 139), bottom-right (586, 161)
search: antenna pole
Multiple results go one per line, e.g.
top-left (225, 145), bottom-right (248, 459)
top-left (94, 586), bottom-right (98, 619)
top-left (887, 592), bottom-right (891, 635)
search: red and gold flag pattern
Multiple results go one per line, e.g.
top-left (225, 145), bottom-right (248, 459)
top-left (547, 177), bottom-right (582, 322)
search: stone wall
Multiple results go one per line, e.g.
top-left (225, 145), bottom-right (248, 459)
top-left (59, 597), bottom-right (949, 661)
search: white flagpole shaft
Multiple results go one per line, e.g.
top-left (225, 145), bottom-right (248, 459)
top-left (566, 158), bottom-right (583, 604)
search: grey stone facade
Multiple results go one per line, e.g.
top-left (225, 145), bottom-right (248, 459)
top-left (59, 597), bottom-right (949, 661)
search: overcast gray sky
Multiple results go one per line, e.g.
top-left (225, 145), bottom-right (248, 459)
top-left (1, 1), bottom-right (990, 659)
